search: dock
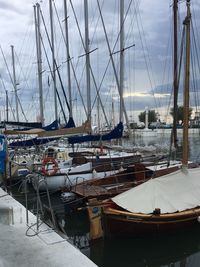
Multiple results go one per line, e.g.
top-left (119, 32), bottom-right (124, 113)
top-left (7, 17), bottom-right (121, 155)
top-left (0, 187), bottom-right (97, 267)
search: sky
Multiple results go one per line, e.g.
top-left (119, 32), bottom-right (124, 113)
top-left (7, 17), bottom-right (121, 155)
top-left (0, 0), bottom-right (200, 126)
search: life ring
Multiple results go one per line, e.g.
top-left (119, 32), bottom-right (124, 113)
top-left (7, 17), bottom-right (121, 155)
top-left (41, 157), bottom-right (58, 176)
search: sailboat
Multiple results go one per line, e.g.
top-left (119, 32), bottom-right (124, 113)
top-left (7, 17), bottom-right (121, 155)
top-left (88, 0), bottom-right (200, 239)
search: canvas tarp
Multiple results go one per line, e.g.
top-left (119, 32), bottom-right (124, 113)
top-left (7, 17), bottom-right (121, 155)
top-left (112, 167), bottom-right (200, 214)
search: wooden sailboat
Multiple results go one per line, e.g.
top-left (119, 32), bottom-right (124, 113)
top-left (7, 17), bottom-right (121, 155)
top-left (88, 0), bottom-right (200, 239)
top-left (70, 160), bottom-right (184, 202)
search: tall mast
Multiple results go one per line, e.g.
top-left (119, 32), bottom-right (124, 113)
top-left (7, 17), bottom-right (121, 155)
top-left (84, 0), bottom-right (91, 122)
top-left (182, 0), bottom-right (191, 167)
top-left (6, 90), bottom-right (8, 122)
top-left (112, 97), bottom-right (115, 127)
top-left (49, 0), bottom-right (58, 122)
top-left (97, 0), bottom-right (130, 127)
top-left (34, 4), bottom-right (44, 126)
top-left (172, 0), bottom-right (178, 148)
top-left (63, 0), bottom-right (73, 119)
top-left (97, 96), bottom-right (100, 131)
top-left (11, 45), bottom-right (19, 123)
top-left (119, 0), bottom-right (124, 123)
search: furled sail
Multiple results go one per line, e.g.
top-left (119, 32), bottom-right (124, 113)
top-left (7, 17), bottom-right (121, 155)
top-left (68, 122), bottom-right (123, 144)
top-left (7, 120), bottom-right (91, 147)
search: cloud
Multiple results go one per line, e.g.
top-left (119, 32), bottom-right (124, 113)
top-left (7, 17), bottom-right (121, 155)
top-left (0, 1), bottom-right (25, 14)
top-left (0, 0), bottom-right (199, 124)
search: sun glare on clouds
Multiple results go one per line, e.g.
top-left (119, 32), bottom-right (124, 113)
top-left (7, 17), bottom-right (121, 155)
top-left (123, 92), bottom-right (170, 98)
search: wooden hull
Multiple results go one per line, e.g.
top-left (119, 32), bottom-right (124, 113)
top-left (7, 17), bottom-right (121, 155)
top-left (70, 151), bottom-right (141, 169)
top-left (71, 163), bottom-right (181, 201)
top-left (102, 207), bottom-right (200, 238)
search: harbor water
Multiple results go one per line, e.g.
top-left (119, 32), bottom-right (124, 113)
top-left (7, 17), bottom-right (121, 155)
top-left (10, 132), bottom-right (200, 267)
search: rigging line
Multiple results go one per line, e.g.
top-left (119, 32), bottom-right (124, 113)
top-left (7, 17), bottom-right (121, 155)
top-left (78, 29), bottom-right (113, 119)
top-left (190, 43), bottom-right (198, 112)
top-left (94, 13), bottom-right (120, 121)
top-left (177, 27), bottom-right (185, 101)
top-left (124, 3), bottom-right (134, 43)
top-left (11, 58), bottom-right (28, 122)
top-left (22, 44), bottom-right (39, 116)
top-left (17, 27), bottom-right (36, 86)
top-left (135, 0), bottom-right (160, 109)
top-left (15, 52), bottom-right (32, 96)
top-left (109, 0), bottom-right (118, 48)
top-left (0, 75), bottom-right (15, 120)
top-left (160, 6), bottom-right (174, 114)
top-left (0, 46), bottom-right (19, 121)
top-left (86, 0), bottom-right (103, 46)
top-left (160, 18), bottom-right (172, 113)
top-left (70, 60), bottom-right (88, 116)
top-left (11, 51), bottom-right (30, 122)
top-left (40, 8), bottom-right (71, 115)
top-left (69, 0), bottom-right (110, 126)
top-left (73, 1), bottom-right (106, 120)
top-left (0, 46), bottom-right (16, 94)
top-left (169, 23), bottom-right (185, 159)
top-left (15, 93), bottom-right (28, 122)
top-left (52, 1), bottom-right (87, 117)
top-left (39, 28), bottom-right (68, 124)
top-left (97, 0), bottom-right (130, 127)
top-left (17, 19), bottom-right (36, 84)
top-left (16, 44), bottom-right (37, 123)
top-left (69, 0), bottom-right (108, 123)
top-left (104, 0), bottom-right (135, 87)
top-left (110, 0), bottom-right (134, 54)
top-left (190, 25), bottom-right (200, 112)
top-left (91, 58), bottom-right (112, 115)
top-left (166, 26), bottom-right (185, 121)
top-left (163, 5), bottom-right (178, 124)
top-left (191, 21), bottom-right (200, 108)
top-left (191, 2), bottom-right (200, 53)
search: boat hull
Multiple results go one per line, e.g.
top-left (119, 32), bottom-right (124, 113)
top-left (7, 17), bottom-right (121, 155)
top-left (32, 169), bottom-right (119, 191)
top-left (102, 207), bottom-right (200, 238)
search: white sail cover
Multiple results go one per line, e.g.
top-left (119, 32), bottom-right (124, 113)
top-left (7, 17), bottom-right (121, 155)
top-left (112, 167), bottom-right (200, 214)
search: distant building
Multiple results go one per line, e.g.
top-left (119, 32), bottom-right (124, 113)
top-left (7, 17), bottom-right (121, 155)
top-left (190, 111), bottom-right (200, 127)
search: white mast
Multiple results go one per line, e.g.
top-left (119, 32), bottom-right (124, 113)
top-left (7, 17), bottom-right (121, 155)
top-left (11, 45), bottom-right (19, 123)
top-left (84, 0), bottom-right (91, 122)
top-left (6, 90), bottom-right (8, 122)
top-left (63, 0), bottom-right (73, 119)
top-left (145, 107), bottom-right (149, 129)
top-left (97, 0), bottom-right (130, 127)
top-left (49, 0), bottom-right (58, 122)
top-left (97, 96), bottom-right (100, 131)
top-left (119, 0), bottom-right (124, 123)
top-left (34, 4), bottom-right (44, 126)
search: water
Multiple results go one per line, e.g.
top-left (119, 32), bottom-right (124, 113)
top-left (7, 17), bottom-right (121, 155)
top-left (9, 133), bottom-right (200, 267)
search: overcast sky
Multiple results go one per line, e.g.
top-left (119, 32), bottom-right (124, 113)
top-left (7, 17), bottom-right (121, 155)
top-left (0, 0), bottom-right (200, 125)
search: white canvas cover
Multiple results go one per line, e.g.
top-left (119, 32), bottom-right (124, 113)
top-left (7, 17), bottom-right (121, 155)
top-left (112, 167), bottom-right (200, 214)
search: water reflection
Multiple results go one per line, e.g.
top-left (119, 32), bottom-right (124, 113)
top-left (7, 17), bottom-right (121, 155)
top-left (90, 227), bottom-right (200, 267)
top-left (63, 209), bottom-right (90, 257)
top-left (126, 134), bottom-right (200, 163)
